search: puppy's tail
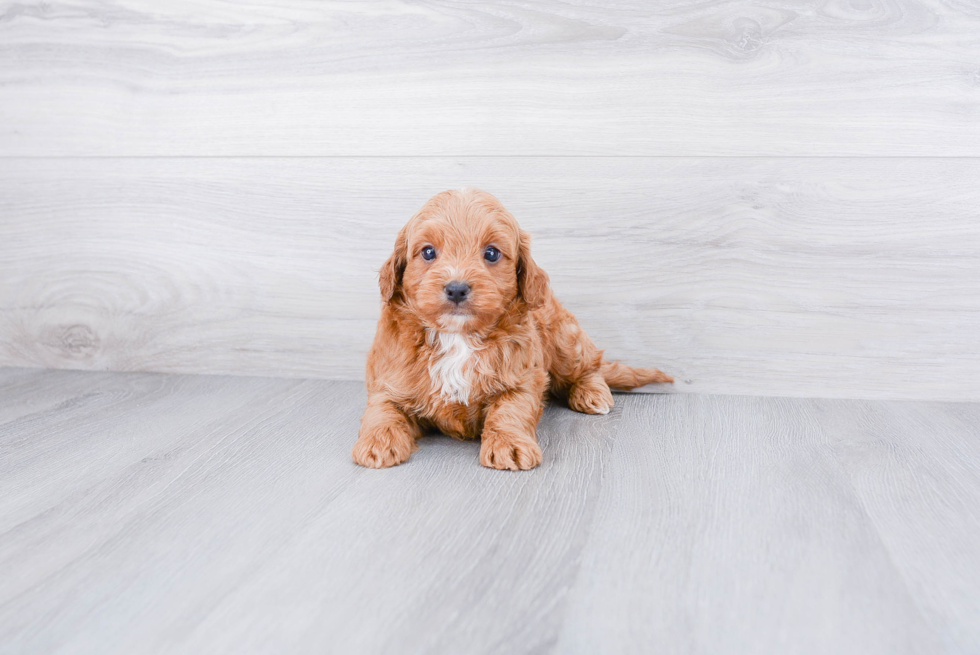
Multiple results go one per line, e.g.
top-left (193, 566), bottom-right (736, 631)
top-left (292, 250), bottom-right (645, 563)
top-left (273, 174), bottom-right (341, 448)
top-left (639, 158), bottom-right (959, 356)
top-left (601, 359), bottom-right (674, 391)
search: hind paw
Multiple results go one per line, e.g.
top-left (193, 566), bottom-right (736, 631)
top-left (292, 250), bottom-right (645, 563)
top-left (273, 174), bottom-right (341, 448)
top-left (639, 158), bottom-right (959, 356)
top-left (568, 375), bottom-right (614, 415)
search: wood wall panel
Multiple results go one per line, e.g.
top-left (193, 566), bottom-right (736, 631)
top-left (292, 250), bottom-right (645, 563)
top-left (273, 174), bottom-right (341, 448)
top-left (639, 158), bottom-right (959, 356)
top-left (1, 0), bottom-right (979, 156)
top-left (2, 157), bottom-right (977, 400)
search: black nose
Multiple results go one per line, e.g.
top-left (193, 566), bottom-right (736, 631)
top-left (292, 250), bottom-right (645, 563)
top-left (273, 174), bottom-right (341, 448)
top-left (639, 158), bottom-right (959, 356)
top-left (444, 281), bottom-right (471, 304)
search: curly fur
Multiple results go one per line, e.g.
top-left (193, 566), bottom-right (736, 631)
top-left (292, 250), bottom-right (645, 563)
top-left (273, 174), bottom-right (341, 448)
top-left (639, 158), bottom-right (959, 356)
top-left (352, 188), bottom-right (673, 471)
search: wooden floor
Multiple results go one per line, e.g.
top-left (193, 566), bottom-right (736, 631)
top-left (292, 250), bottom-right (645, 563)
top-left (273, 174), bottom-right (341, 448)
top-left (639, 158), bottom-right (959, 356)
top-left (1, 367), bottom-right (978, 654)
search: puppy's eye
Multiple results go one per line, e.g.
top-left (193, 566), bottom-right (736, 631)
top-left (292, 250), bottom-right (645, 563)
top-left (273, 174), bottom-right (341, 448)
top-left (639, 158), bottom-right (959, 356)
top-left (421, 246), bottom-right (437, 261)
top-left (484, 246), bottom-right (501, 263)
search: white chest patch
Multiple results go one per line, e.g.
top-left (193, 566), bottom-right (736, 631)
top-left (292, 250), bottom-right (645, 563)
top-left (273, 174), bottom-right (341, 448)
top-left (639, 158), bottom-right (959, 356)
top-left (428, 330), bottom-right (478, 405)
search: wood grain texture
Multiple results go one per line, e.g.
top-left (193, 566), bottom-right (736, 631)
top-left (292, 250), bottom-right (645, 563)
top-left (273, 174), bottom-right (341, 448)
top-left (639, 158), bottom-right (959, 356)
top-left (0, 367), bottom-right (135, 427)
top-left (3, 368), bottom-right (980, 653)
top-left (173, 382), bottom-right (619, 655)
top-left (2, 157), bottom-right (978, 401)
top-left (0, 0), bottom-right (979, 156)
top-left (814, 398), bottom-right (980, 651)
top-left (555, 393), bottom-right (952, 654)
top-left (0, 368), bottom-right (619, 654)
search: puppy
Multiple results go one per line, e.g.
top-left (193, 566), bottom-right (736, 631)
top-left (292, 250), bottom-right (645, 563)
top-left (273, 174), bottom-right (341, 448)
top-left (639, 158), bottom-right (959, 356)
top-left (352, 188), bottom-right (673, 471)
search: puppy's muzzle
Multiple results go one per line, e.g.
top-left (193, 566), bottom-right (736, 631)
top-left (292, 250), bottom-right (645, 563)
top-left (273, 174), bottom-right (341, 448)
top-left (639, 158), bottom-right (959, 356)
top-left (444, 280), bottom-right (471, 305)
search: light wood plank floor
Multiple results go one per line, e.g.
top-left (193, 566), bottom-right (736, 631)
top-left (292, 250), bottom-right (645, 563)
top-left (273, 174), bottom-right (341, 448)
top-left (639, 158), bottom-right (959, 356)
top-left (1, 367), bottom-right (977, 654)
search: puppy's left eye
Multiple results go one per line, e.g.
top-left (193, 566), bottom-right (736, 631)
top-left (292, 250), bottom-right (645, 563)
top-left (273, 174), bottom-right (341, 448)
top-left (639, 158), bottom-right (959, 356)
top-left (484, 246), bottom-right (501, 263)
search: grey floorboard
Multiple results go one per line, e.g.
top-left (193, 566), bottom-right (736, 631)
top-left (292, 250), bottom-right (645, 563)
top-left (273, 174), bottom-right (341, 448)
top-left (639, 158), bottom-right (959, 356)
top-left (815, 399), bottom-right (980, 652)
top-left (173, 392), bottom-right (619, 655)
top-left (1, 369), bottom-right (978, 654)
top-left (0, 368), bottom-right (122, 426)
top-left (555, 394), bottom-right (945, 654)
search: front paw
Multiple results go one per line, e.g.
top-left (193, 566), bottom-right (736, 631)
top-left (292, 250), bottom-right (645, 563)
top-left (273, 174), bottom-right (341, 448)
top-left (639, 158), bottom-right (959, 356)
top-left (352, 424), bottom-right (416, 469)
top-left (480, 433), bottom-right (543, 471)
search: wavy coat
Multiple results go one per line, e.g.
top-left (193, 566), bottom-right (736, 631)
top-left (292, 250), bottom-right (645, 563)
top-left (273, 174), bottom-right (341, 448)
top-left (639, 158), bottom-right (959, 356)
top-left (353, 189), bottom-right (672, 470)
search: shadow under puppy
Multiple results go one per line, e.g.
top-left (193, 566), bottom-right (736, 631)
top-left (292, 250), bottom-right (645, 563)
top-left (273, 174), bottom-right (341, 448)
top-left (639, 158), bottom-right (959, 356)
top-left (353, 188), bottom-right (673, 471)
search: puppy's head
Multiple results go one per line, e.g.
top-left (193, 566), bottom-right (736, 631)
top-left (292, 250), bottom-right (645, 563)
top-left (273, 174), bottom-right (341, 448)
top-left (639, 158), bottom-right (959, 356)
top-left (379, 188), bottom-right (548, 333)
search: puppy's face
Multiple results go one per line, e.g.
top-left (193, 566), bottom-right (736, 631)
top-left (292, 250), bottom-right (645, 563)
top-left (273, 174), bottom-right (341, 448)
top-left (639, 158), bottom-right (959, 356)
top-left (380, 189), bottom-right (548, 333)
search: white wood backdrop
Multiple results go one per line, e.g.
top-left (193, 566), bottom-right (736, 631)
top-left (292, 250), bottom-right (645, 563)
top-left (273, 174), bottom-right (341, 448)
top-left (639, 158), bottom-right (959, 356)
top-left (2, 158), bottom-right (978, 400)
top-left (1, 0), bottom-right (979, 156)
top-left (1, 0), bottom-right (979, 400)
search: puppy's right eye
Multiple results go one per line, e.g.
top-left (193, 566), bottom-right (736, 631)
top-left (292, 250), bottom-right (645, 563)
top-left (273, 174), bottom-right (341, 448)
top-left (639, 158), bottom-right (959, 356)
top-left (421, 246), bottom-right (437, 261)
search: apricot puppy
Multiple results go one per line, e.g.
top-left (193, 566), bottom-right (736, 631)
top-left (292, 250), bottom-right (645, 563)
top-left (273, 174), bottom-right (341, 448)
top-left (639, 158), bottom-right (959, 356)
top-left (352, 189), bottom-right (673, 471)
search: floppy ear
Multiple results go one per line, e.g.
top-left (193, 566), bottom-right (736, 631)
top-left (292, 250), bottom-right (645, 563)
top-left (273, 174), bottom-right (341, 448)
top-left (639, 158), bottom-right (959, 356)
top-left (379, 229), bottom-right (408, 303)
top-left (517, 229), bottom-right (550, 309)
